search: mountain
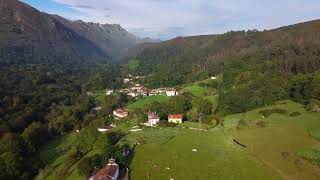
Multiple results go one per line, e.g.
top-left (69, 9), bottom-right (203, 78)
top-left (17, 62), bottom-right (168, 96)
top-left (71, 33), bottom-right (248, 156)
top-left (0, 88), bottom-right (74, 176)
top-left (0, 0), bottom-right (152, 65)
top-left (52, 16), bottom-right (158, 58)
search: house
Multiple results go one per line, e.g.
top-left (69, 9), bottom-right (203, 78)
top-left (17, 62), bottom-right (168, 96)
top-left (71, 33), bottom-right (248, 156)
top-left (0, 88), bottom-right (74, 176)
top-left (127, 92), bottom-right (138, 98)
top-left (166, 89), bottom-right (177, 96)
top-left (168, 114), bottom-right (183, 124)
top-left (113, 108), bottom-right (128, 119)
top-left (86, 91), bottom-right (94, 96)
top-left (97, 126), bottom-right (112, 132)
top-left (89, 158), bottom-right (119, 180)
top-left (106, 89), bottom-right (114, 95)
top-left (146, 112), bottom-right (160, 126)
top-left (98, 124), bottom-right (116, 132)
top-left (123, 78), bottom-right (130, 83)
top-left (92, 107), bottom-right (102, 111)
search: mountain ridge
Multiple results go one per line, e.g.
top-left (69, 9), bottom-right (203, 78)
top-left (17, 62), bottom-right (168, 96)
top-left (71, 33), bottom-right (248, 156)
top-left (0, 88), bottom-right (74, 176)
top-left (0, 0), bottom-right (157, 65)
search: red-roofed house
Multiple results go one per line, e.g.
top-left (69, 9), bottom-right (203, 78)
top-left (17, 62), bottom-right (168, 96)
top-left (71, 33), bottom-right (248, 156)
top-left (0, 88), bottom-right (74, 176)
top-left (113, 108), bottom-right (128, 119)
top-left (89, 158), bottom-right (119, 180)
top-left (168, 114), bottom-right (183, 124)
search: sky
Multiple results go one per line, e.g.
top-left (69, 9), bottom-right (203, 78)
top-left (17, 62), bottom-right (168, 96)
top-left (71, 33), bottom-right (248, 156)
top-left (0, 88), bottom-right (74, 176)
top-left (21, 0), bottom-right (320, 40)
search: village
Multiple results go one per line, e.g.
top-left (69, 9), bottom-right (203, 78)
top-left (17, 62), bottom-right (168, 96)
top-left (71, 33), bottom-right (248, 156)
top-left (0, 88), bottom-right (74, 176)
top-left (88, 75), bottom-right (184, 133)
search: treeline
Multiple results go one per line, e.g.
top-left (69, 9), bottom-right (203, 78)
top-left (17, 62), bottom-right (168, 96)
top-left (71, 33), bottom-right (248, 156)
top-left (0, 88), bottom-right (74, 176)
top-left (219, 42), bottom-right (320, 113)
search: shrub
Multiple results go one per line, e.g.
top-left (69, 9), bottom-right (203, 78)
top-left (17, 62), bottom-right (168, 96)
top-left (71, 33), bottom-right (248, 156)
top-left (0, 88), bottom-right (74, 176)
top-left (157, 120), bottom-right (177, 128)
top-left (77, 154), bottom-right (101, 177)
top-left (258, 108), bottom-right (287, 117)
top-left (305, 101), bottom-right (320, 112)
top-left (256, 121), bottom-right (267, 128)
top-left (237, 119), bottom-right (249, 129)
top-left (289, 112), bottom-right (301, 117)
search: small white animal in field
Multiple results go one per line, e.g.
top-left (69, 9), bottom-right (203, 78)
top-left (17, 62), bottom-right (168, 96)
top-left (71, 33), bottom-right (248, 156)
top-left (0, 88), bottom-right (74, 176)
top-left (192, 149), bottom-right (197, 152)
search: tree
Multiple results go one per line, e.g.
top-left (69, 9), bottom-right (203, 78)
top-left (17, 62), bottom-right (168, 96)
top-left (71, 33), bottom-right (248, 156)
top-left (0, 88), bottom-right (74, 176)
top-left (0, 152), bottom-right (24, 179)
top-left (0, 133), bottom-right (28, 155)
top-left (101, 95), bottom-right (117, 115)
top-left (77, 155), bottom-right (101, 177)
top-left (22, 122), bottom-right (49, 151)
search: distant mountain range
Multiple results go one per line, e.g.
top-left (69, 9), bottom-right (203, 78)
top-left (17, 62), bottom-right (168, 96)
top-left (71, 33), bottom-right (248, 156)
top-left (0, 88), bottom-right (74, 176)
top-left (0, 0), bottom-right (158, 65)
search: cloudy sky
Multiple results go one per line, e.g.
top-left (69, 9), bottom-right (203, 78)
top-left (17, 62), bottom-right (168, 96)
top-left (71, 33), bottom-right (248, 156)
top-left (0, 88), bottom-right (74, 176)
top-left (22, 0), bottom-right (320, 40)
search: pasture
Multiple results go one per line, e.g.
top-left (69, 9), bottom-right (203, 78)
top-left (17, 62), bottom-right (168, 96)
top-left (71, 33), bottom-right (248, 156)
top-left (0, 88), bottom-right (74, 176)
top-left (224, 100), bottom-right (320, 180)
top-left (127, 95), bottom-right (170, 109)
top-left (129, 128), bottom-right (280, 180)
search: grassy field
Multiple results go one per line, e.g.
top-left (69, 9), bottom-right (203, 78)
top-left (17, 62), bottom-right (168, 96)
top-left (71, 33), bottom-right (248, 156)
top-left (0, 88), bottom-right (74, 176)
top-left (130, 128), bottom-right (281, 180)
top-left (224, 100), bottom-right (320, 180)
top-left (127, 95), bottom-right (170, 109)
top-left (181, 85), bottom-right (211, 97)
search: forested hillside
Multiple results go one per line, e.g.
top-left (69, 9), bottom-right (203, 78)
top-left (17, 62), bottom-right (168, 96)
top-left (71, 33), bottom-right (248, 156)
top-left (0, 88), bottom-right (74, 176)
top-left (125, 20), bottom-right (320, 113)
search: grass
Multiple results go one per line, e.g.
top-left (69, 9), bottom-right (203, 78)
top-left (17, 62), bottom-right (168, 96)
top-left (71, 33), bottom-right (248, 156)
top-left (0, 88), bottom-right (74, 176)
top-left (121, 128), bottom-right (178, 146)
top-left (127, 95), bottom-right (170, 109)
top-left (179, 121), bottom-right (214, 130)
top-left (223, 100), bottom-right (320, 180)
top-left (130, 128), bottom-right (281, 180)
top-left (181, 85), bottom-right (211, 97)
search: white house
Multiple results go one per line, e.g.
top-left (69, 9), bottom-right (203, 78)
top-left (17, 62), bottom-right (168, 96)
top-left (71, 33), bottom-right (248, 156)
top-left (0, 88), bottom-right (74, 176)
top-left (98, 126), bottom-right (112, 132)
top-left (86, 91), bottom-right (94, 96)
top-left (89, 158), bottom-right (119, 180)
top-left (92, 107), bottom-right (102, 111)
top-left (166, 89), bottom-right (177, 97)
top-left (123, 78), bottom-right (130, 83)
top-left (146, 112), bottom-right (160, 126)
top-left (106, 89), bottom-right (114, 95)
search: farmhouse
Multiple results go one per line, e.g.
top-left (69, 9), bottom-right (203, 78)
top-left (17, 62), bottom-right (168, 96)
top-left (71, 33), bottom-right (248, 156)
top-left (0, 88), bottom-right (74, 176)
top-left (92, 106), bottom-right (102, 111)
top-left (123, 78), bottom-right (131, 83)
top-left (168, 114), bottom-right (183, 123)
top-left (86, 91), bottom-right (94, 96)
top-left (106, 89), bottom-right (114, 95)
top-left (166, 89), bottom-right (178, 96)
top-left (146, 112), bottom-right (160, 126)
top-left (97, 124), bottom-right (116, 132)
top-left (113, 108), bottom-right (128, 119)
top-left (89, 158), bottom-right (119, 180)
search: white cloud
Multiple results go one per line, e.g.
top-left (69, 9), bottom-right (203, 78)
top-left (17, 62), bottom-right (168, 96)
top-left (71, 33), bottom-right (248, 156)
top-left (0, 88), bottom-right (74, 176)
top-left (51, 0), bottom-right (320, 39)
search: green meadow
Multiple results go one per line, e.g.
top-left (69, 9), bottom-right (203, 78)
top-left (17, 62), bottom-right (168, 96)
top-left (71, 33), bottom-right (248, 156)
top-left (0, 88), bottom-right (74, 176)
top-left (130, 128), bottom-right (281, 180)
top-left (127, 95), bottom-right (170, 109)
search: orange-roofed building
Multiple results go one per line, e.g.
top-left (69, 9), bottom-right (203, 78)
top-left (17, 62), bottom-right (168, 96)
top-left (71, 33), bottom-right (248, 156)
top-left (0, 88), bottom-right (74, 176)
top-left (168, 114), bottom-right (183, 124)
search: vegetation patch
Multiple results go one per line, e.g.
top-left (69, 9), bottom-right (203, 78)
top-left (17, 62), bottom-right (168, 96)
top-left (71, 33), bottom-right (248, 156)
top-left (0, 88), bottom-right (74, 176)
top-left (181, 85), bottom-right (211, 97)
top-left (258, 108), bottom-right (287, 118)
top-left (299, 145), bottom-right (320, 165)
top-left (127, 96), bottom-right (170, 109)
top-left (289, 112), bottom-right (301, 117)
